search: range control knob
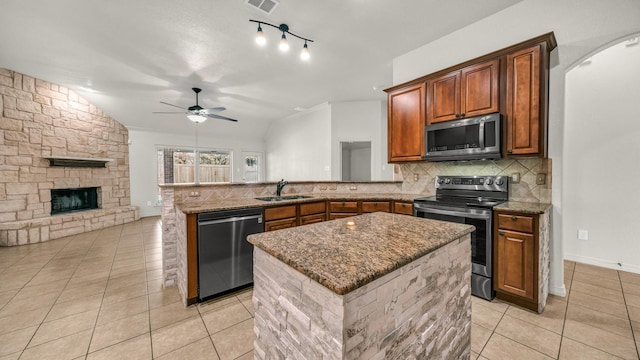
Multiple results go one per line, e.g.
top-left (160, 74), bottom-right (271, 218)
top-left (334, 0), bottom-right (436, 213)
top-left (445, 178), bottom-right (451, 184)
top-left (495, 178), bottom-right (504, 185)
top-left (486, 178), bottom-right (494, 185)
top-left (437, 178), bottom-right (445, 184)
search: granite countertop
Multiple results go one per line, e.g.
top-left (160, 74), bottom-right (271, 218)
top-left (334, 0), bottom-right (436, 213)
top-left (247, 212), bottom-right (475, 295)
top-left (176, 193), bottom-right (421, 214)
top-left (493, 201), bottom-right (552, 214)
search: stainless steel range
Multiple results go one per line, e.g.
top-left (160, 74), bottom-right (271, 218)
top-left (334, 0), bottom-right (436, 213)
top-left (413, 175), bottom-right (509, 300)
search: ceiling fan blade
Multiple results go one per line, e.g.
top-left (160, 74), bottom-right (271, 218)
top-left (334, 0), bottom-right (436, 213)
top-left (152, 111), bottom-right (185, 114)
top-left (159, 101), bottom-right (186, 110)
top-left (207, 113), bottom-right (239, 122)
top-left (202, 107), bottom-right (226, 114)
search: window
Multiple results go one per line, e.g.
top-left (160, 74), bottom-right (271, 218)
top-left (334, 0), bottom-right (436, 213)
top-left (242, 152), bottom-right (262, 182)
top-left (157, 146), bottom-right (232, 185)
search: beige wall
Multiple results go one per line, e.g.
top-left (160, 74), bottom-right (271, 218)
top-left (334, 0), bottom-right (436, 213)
top-left (0, 68), bottom-right (138, 245)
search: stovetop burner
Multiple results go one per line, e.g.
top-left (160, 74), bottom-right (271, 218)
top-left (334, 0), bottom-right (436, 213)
top-left (414, 175), bottom-right (509, 209)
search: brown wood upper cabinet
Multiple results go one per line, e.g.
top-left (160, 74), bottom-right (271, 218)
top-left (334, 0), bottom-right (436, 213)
top-left (387, 83), bottom-right (426, 162)
top-left (427, 59), bottom-right (499, 125)
top-left (505, 44), bottom-right (545, 156)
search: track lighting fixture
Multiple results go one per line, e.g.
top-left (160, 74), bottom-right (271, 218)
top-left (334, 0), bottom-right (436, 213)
top-left (250, 20), bottom-right (313, 61)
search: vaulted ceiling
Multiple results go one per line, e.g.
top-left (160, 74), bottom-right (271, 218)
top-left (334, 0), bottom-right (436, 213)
top-left (0, 0), bottom-right (521, 138)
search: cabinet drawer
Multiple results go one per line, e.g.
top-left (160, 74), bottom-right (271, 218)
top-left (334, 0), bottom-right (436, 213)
top-left (264, 218), bottom-right (296, 232)
top-left (329, 201), bottom-right (358, 213)
top-left (393, 201), bottom-right (413, 215)
top-left (264, 205), bottom-right (297, 221)
top-left (300, 213), bottom-right (325, 226)
top-left (300, 201), bottom-right (326, 216)
top-left (361, 201), bottom-right (390, 213)
top-left (498, 214), bottom-right (534, 233)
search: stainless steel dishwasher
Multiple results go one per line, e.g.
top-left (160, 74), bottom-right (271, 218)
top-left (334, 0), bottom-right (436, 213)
top-left (197, 207), bottom-right (263, 301)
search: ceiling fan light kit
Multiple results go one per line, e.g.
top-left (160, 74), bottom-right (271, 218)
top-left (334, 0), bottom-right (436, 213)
top-left (249, 20), bottom-right (313, 61)
top-left (153, 87), bottom-right (239, 123)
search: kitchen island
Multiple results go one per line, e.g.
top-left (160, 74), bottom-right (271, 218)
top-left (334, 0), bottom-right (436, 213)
top-left (248, 212), bottom-right (475, 359)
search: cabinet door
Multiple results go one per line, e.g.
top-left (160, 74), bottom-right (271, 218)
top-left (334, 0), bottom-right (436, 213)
top-left (264, 218), bottom-right (297, 232)
top-left (461, 59), bottom-right (499, 118)
top-left (506, 44), bottom-right (541, 155)
top-left (496, 229), bottom-right (535, 301)
top-left (427, 71), bottom-right (460, 124)
top-left (300, 213), bottom-right (325, 226)
top-left (387, 83), bottom-right (426, 162)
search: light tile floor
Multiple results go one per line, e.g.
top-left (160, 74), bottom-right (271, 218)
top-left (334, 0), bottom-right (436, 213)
top-left (0, 217), bottom-right (639, 359)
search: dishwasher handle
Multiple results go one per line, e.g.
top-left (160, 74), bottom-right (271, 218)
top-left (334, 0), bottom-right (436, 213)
top-left (198, 214), bottom-right (262, 226)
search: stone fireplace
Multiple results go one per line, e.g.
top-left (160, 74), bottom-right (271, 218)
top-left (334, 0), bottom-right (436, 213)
top-left (0, 68), bottom-right (139, 246)
top-left (51, 187), bottom-right (99, 215)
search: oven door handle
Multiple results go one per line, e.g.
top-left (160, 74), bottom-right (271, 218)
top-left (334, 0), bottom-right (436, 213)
top-left (415, 206), bottom-right (491, 220)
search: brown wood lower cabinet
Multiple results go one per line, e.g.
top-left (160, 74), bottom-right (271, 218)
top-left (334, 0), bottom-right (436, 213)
top-left (299, 201), bottom-right (326, 226)
top-left (494, 210), bottom-right (540, 312)
top-left (263, 205), bottom-right (296, 232)
top-left (264, 217), bottom-right (297, 231)
top-left (361, 201), bottom-right (391, 213)
top-left (328, 201), bottom-right (359, 220)
top-left (393, 201), bottom-right (413, 215)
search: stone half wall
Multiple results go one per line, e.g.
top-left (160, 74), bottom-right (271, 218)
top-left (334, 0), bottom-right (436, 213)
top-left (396, 158), bottom-right (552, 203)
top-left (0, 68), bottom-right (138, 246)
top-left (252, 235), bottom-right (472, 359)
top-left (160, 182), bottom-right (403, 288)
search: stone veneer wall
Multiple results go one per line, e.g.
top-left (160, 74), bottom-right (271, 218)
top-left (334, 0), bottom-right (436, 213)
top-left (396, 158), bottom-right (552, 203)
top-left (253, 236), bottom-right (471, 359)
top-left (538, 208), bottom-right (551, 312)
top-left (161, 182), bottom-right (403, 288)
top-left (0, 68), bottom-right (138, 246)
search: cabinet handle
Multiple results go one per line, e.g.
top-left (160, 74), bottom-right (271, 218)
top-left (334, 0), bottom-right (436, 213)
top-left (507, 149), bottom-right (513, 154)
top-left (459, 113), bottom-right (465, 118)
top-left (498, 231), bottom-right (505, 236)
top-left (511, 216), bottom-right (517, 221)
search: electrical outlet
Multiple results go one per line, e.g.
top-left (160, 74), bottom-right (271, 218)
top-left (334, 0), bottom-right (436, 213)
top-left (578, 229), bottom-right (589, 241)
top-left (189, 191), bottom-right (200, 197)
top-left (511, 172), bottom-right (520, 183)
top-left (536, 173), bottom-right (547, 185)
top-left (349, 185), bottom-right (357, 190)
top-left (413, 174), bottom-right (419, 181)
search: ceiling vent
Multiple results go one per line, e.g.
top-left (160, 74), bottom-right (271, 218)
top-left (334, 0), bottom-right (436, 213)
top-left (246, 0), bottom-right (279, 15)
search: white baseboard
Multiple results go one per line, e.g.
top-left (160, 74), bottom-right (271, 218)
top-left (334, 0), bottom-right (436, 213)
top-left (564, 254), bottom-right (640, 274)
top-left (549, 283), bottom-right (566, 298)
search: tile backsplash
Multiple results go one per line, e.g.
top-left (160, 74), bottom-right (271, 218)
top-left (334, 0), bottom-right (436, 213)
top-left (395, 158), bottom-right (552, 203)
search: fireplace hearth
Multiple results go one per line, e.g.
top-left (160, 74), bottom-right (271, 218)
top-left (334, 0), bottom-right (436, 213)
top-left (51, 187), bottom-right (99, 215)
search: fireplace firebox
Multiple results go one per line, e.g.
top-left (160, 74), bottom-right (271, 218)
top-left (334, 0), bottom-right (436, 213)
top-left (51, 187), bottom-right (99, 215)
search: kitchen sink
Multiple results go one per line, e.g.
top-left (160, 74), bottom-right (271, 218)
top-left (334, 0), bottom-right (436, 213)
top-left (255, 195), bottom-right (313, 202)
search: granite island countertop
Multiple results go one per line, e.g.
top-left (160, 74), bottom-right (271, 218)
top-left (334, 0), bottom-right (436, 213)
top-left (247, 212), bottom-right (475, 295)
top-left (175, 192), bottom-right (421, 214)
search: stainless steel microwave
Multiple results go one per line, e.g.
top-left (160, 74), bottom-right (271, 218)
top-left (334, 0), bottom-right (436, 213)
top-left (424, 113), bottom-right (501, 161)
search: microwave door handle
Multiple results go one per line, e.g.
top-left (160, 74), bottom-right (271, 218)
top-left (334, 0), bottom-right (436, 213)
top-left (479, 121), bottom-right (485, 149)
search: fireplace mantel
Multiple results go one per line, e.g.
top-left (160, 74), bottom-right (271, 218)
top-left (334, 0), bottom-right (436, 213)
top-left (43, 156), bottom-right (113, 168)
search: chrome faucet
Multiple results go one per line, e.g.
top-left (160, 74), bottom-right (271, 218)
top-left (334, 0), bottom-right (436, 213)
top-left (276, 179), bottom-right (288, 197)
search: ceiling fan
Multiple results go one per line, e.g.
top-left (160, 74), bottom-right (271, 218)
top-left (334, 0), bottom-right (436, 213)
top-left (153, 87), bottom-right (238, 123)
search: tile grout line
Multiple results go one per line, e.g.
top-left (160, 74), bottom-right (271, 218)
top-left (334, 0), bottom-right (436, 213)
top-left (17, 232), bottom-right (101, 359)
top-left (563, 265), bottom-right (636, 359)
top-left (83, 225), bottom-right (124, 359)
top-left (618, 270), bottom-right (640, 360)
